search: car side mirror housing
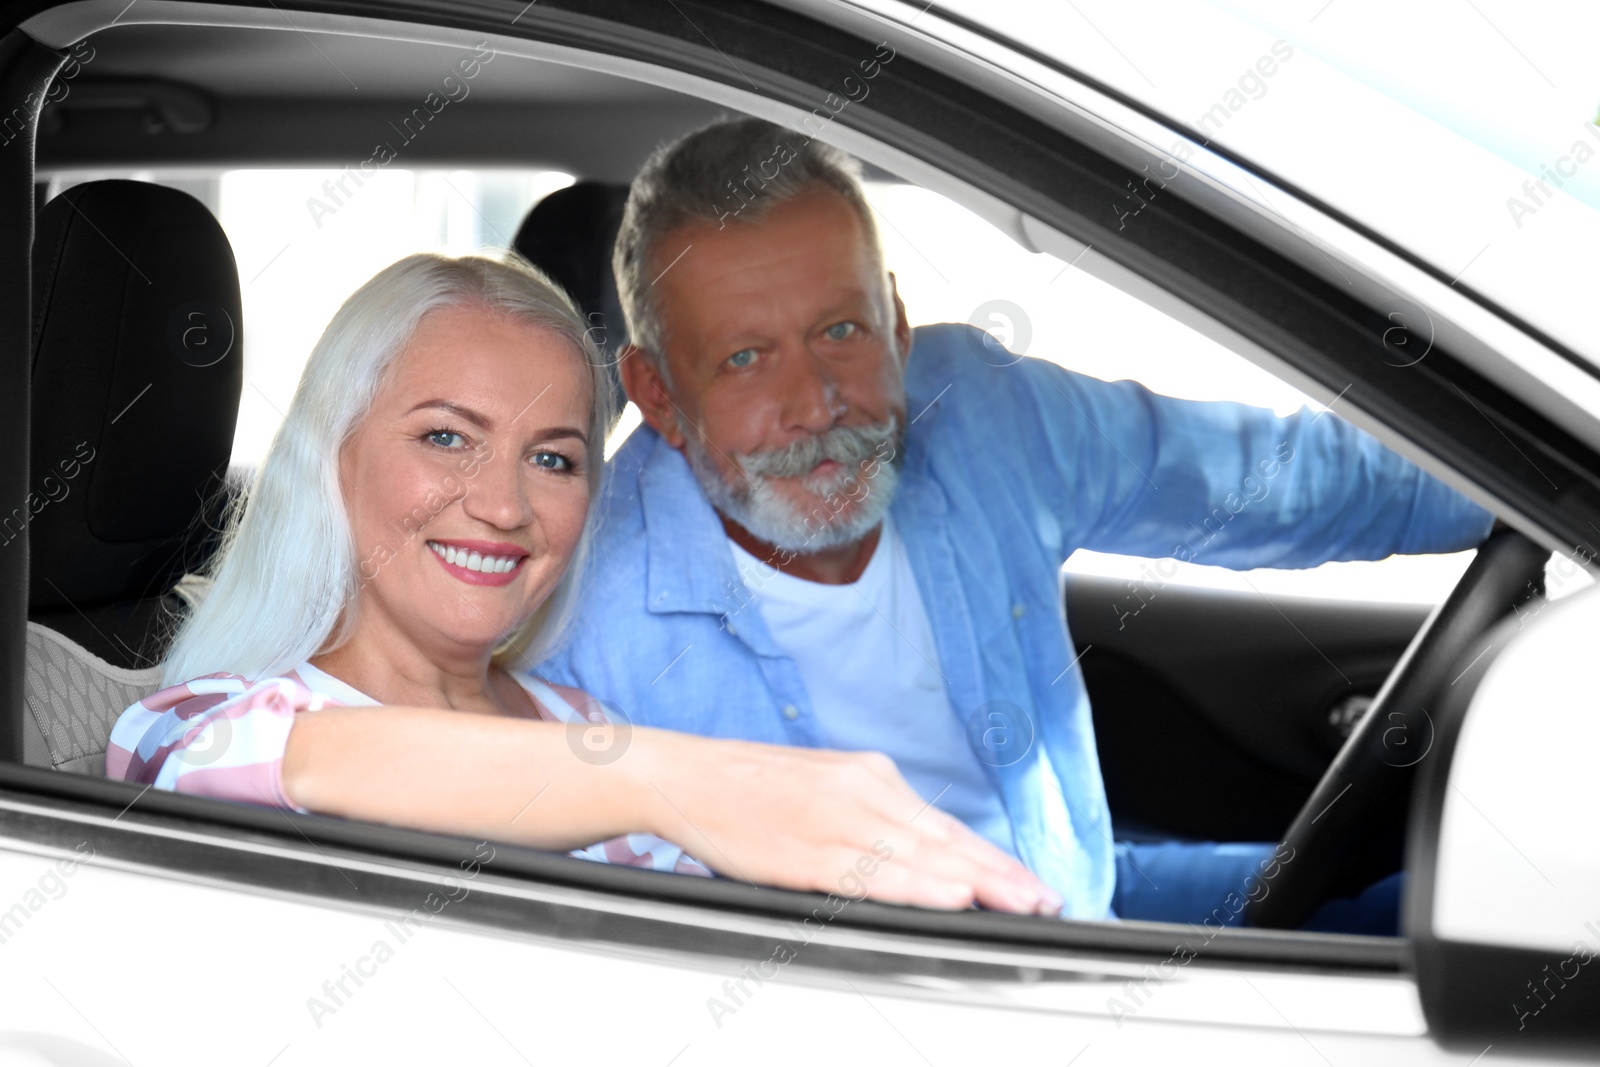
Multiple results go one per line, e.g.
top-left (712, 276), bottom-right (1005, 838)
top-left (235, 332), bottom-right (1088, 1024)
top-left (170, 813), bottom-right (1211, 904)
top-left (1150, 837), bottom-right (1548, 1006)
top-left (1408, 579), bottom-right (1600, 1055)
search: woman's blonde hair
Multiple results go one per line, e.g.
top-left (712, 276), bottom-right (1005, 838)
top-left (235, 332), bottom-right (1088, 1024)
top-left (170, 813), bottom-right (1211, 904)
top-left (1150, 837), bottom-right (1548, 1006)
top-left (162, 251), bottom-right (613, 685)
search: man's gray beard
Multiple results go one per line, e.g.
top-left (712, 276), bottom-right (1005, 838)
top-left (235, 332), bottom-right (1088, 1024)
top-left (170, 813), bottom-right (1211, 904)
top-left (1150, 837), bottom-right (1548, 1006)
top-left (680, 416), bottom-right (904, 555)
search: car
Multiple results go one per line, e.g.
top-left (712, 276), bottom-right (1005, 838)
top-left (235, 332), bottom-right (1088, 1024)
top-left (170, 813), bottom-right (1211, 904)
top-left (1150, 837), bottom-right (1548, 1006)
top-left (1, 0), bottom-right (1596, 1063)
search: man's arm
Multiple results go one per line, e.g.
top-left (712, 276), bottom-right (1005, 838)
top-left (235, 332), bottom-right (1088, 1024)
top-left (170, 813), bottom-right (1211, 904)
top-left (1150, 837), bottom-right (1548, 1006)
top-left (986, 334), bottom-right (1494, 566)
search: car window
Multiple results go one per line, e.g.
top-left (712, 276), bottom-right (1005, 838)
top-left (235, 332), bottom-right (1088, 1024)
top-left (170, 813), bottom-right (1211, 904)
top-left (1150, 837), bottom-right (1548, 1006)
top-left (46, 165), bottom-right (1496, 605)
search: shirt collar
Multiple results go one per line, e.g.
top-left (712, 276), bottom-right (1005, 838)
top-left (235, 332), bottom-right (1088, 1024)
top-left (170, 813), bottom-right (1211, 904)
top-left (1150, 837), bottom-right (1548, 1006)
top-left (637, 430), bottom-right (749, 617)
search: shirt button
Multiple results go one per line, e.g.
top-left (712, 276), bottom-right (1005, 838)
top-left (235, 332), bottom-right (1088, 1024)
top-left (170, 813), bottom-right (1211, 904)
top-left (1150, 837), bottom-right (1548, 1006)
top-left (782, 704), bottom-right (800, 720)
top-left (1012, 603), bottom-right (1026, 619)
top-left (726, 624), bottom-right (738, 636)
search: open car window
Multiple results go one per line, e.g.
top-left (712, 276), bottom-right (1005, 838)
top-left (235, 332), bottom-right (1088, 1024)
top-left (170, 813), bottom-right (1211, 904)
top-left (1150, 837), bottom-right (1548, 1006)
top-left (47, 165), bottom-right (1491, 605)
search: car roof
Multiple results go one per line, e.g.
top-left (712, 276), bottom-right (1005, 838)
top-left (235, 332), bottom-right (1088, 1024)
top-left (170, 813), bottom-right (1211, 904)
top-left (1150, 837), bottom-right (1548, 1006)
top-left (38, 18), bottom-right (924, 183)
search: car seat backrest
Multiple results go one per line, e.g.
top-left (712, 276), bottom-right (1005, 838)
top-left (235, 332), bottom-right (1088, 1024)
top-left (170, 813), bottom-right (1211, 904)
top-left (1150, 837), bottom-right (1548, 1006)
top-left (22, 622), bottom-right (162, 775)
top-left (28, 178), bottom-right (241, 668)
top-left (512, 180), bottom-right (629, 416)
top-left (512, 180), bottom-right (630, 350)
top-left (24, 179), bottom-right (242, 773)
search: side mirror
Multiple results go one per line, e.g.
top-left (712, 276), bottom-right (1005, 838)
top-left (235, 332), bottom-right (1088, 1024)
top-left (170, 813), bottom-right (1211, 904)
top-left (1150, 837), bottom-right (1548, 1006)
top-left (1408, 580), bottom-right (1600, 1055)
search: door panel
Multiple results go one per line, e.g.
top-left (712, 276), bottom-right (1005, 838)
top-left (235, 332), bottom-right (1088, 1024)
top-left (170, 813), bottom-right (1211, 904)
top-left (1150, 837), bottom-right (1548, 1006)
top-left (1066, 572), bottom-right (1429, 842)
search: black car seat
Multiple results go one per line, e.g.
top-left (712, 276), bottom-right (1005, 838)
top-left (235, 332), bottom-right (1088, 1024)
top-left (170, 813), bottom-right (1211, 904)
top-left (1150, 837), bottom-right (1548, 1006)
top-left (511, 180), bottom-right (629, 415)
top-left (23, 179), bottom-right (242, 774)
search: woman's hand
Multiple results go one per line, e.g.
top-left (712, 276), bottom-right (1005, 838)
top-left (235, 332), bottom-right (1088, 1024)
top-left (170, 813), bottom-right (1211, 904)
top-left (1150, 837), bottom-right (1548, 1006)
top-left (633, 729), bottom-right (1063, 916)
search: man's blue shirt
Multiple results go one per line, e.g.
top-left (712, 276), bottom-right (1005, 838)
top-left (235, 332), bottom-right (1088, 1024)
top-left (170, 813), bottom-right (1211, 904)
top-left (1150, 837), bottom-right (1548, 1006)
top-left (537, 323), bottom-right (1493, 919)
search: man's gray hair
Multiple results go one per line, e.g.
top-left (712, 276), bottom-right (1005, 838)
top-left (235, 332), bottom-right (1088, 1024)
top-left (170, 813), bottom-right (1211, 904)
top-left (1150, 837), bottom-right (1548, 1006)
top-left (613, 117), bottom-right (886, 365)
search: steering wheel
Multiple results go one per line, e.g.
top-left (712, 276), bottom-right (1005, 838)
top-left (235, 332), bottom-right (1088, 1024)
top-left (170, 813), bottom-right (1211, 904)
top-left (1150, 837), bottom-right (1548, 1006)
top-left (1242, 529), bottom-right (1549, 930)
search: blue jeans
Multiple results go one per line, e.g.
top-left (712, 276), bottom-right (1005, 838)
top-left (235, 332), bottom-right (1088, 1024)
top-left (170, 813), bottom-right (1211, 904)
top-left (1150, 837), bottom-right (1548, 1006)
top-left (1112, 841), bottom-right (1400, 936)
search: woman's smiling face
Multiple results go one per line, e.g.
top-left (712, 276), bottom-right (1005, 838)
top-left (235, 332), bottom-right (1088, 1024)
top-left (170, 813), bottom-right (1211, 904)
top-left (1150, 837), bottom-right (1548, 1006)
top-left (338, 304), bottom-right (593, 662)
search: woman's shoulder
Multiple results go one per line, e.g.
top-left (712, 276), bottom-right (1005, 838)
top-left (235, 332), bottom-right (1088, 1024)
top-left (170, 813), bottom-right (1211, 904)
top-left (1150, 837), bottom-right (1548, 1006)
top-left (130, 669), bottom-right (336, 718)
top-left (108, 669), bottom-right (329, 807)
top-left (514, 673), bottom-right (608, 724)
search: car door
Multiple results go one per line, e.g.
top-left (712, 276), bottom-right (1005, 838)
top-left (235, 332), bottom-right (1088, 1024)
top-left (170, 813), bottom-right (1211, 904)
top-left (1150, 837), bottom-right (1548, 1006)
top-left (1, 0), bottom-right (1596, 1063)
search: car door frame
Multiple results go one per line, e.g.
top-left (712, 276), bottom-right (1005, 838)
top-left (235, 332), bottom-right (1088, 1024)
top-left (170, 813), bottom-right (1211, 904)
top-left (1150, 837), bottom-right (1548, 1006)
top-left (2, 0), bottom-right (1598, 1056)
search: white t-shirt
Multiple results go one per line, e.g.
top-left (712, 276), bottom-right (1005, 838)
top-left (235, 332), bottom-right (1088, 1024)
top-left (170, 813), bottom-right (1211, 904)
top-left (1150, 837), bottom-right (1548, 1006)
top-left (728, 518), bottom-right (1018, 857)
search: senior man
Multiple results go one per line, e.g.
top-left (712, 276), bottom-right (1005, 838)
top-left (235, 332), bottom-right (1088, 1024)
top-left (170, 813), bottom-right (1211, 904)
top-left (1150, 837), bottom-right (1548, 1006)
top-left (537, 118), bottom-right (1493, 924)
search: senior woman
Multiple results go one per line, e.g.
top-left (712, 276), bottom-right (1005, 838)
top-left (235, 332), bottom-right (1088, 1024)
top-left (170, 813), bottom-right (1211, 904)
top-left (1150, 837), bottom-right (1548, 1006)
top-left (108, 251), bottom-right (1059, 916)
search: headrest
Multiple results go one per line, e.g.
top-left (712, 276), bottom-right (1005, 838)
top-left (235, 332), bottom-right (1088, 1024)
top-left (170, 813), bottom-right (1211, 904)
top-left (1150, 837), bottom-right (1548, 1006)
top-left (28, 180), bottom-right (242, 611)
top-left (512, 180), bottom-right (630, 355)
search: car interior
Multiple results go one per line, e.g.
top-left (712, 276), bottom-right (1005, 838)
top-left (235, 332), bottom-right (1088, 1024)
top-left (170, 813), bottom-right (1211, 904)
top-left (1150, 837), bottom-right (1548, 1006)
top-left (7, 4), bottom-right (1593, 967)
top-left (27, 22), bottom-right (1366, 838)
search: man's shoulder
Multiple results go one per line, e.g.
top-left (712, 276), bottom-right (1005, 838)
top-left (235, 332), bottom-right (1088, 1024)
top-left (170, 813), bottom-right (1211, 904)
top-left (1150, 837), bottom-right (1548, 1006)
top-left (905, 322), bottom-right (1060, 439)
top-left (907, 321), bottom-right (988, 382)
top-left (906, 321), bottom-right (1056, 399)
